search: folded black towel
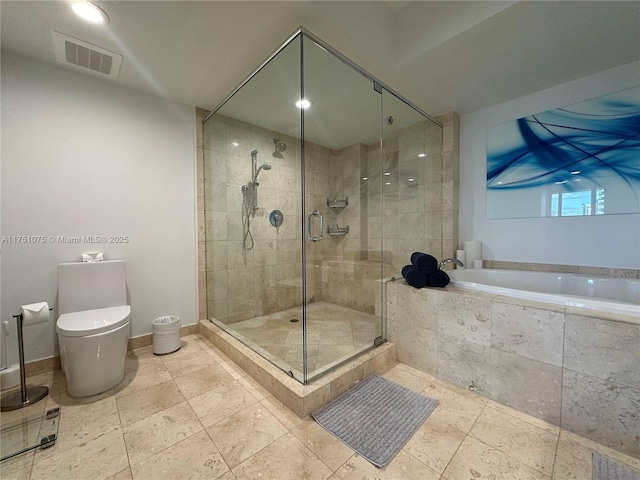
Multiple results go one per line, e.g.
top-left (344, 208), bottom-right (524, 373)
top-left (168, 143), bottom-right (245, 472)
top-left (410, 252), bottom-right (438, 275)
top-left (402, 265), bottom-right (427, 289)
top-left (427, 269), bottom-right (450, 288)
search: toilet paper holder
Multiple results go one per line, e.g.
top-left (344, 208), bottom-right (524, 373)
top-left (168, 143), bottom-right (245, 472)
top-left (0, 308), bottom-right (52, 411)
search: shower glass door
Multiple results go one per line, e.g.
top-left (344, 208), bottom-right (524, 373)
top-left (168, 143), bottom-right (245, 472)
top-left (381, 89), bottom-right (444, 279)
top-left (203, 35), bottom-right (306, 381)
top-left (301, 36), bottom-right (384, 382)
top-left (203, 29), bottom-right (438, 384)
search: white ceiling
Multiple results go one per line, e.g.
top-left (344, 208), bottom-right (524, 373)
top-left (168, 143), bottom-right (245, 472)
top-left (2, 1), bottom-right (639, 124)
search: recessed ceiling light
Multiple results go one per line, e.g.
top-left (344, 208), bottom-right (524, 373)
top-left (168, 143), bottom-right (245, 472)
top-left (408, 178), bottom-right (415, 182)
top-left (418, 153), bottom-right (426, 158)
top-left (361, 177), bottom-right (368, 181)
top-left (570, 170), bottom-right (581, 175)
top-left (555, 180), bottom-right (568, 185)
top-left (72, 1), bottom-right (109, 24)
top-left (384, 172), bottom-right (391, 176)
top-left (496, 181), bottom-right (503, 185)
top-left (385, 182), bottom-right (391, 185)
top-left (231, 142), bottom-right (239, 147)
top-left (295, 99), bottom-right (312, 109)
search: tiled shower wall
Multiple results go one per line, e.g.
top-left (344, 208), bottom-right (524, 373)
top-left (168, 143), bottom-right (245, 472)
top-left (368, 112), bottom-right (459, 277)
top-left (196, 110), bottom-right (460, 322)
top-left (199, 114), bottom-right (375, 323)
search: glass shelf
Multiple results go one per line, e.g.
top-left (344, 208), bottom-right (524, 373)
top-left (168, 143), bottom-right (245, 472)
top-left (326, 198), bottom-right (348, 208)
top-left (327, 225), bottom-right (349, 236)
top-left (0, 407), bottom-right (60, 462)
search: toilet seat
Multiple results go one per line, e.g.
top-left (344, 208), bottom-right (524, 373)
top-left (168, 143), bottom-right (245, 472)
top-left (56, 305), bottom-right (131, 337)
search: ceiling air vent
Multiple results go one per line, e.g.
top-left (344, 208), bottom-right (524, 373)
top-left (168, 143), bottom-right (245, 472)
top-left (52, 31), bottom-right (122, 79)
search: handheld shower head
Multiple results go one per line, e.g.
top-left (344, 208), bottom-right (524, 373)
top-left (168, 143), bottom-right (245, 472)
top-left (253, 163), bottom-right (272, 183)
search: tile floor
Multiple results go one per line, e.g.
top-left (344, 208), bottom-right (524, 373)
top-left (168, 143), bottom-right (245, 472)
top-left (220, 301), bottom-right (380, 378)
top-left (1, 334), bottom-right (639, 480)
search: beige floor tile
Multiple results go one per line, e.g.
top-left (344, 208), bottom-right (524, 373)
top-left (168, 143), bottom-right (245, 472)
top-left (487, 399), bottom-right (560, 435)
top-left (291, 419), bottom-right (355, 471)
top-left (45, 385), bottom-right (114, 411)
top-left (394, 363), bottom-right (437, 384)
top-left (174, 363), bottom-right (235, 399)
top-left (162, 349), bottom-right (218, 378)
top-left (54, 395), bottom-right (121, 452)
top-left (156, 336), bottom-right (205, 360)
top-left (130, 430), bottom-right (229, 479)
top-left (382, 364), bottom-right (432, 393)
top-left (115, 363), bottom-right (173, 398)
top-left (422, 382), bottom-right (484, 433)
top-left (108, 468), bottom-right (133, 480)
top-left (188, 380), bottom-right (257, 428)
top-left (552, 434), bottom-right (592, 480)
top-left (49, 369), bottom-right (67, 392)
top-left (117, 379), bottom-right (185, 426)
top-left (432, 377), bottom-right (488, 406)
top-left (232, 432), bottom-right (333, 480)
top-left (335, 451), bottom-right (440, 480)
top-left (470, 405), bottom-right (558, 476)
top-left (557, 430), bottom-right (640, 472)
top-left (0, 450), bottom-right (34, 480)
top-left (123, 401), bottom-right (203, 465)
top-left (31, 429), bottom-right (128, 480)
top-left (216, 472), bottom-right (237, 480)
top-left (260, 395), bottom-right (305, 431)
top-left (207, 402), bottom-right (288, 468)
top-left (403, 416), bottom-right (466, 474)
top-left (442, 436), bottom-right (551, 480)
top-left (124, 346), bottom-right (164, 373)
top-left (0, 396), bottom-right (50, 427)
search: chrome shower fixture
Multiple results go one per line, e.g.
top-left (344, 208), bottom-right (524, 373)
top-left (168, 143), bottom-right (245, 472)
top-left (273, 138), bottom-right (287, 153)
top-left (250, 149), bottom-right (271, 209)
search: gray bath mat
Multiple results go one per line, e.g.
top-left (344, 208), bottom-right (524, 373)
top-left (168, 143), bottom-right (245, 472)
top-left (593, 453), bottom-right (640, 480)
top-left (312, 374), bottom-right (438, 467)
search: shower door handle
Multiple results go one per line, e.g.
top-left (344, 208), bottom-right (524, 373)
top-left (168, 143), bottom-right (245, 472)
top-left (307, 211), bottom-right (324, 242)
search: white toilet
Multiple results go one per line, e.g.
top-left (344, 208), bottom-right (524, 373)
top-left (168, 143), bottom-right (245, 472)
top-left (56, 260), bottom-right (131, 397)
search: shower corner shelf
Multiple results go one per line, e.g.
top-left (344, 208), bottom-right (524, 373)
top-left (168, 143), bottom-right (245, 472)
top-left (326, 197), bottom-right (348, 208)
top-left (327, 225), bottom-right (349, 236)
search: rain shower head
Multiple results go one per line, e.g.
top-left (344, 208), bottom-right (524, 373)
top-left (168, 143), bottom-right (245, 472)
top-left (273, 138), bottom-right (287, 153)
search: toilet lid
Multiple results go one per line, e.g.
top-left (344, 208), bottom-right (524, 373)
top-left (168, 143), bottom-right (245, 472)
top-left (56, 305), bottom-right (131, 337)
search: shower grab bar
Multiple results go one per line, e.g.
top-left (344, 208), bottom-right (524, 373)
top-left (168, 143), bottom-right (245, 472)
top-left (307, 211), bottom-right (324, 242)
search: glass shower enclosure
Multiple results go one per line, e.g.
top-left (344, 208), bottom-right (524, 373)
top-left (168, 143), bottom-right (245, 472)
top-left (202, 28), bottom-right (442, 384)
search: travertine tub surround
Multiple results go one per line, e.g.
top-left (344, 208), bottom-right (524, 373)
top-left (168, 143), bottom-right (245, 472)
top-left (485, 259), bottom-right (640, 279)
top-left (387, 279), bottom-right (640, 458)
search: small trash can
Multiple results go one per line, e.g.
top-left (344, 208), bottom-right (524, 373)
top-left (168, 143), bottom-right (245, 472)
top-left (152, 315), bottom-right (181, 355)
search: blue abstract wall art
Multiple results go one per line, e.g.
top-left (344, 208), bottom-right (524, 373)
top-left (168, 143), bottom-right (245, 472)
top-left (486, 87), bottom-right (640, 219)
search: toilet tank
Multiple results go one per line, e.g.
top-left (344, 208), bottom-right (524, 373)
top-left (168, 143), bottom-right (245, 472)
top-left (58, 260), bottom-right (127, 315)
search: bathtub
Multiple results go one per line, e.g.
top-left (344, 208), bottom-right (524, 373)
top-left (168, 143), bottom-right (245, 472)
top-left (449, 269), bottom-right (640, 317)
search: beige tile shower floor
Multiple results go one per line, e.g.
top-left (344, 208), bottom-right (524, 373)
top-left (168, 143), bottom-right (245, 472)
top-left (2, 334), bottom-right (639, 480)
top-left (223, 301), bottom-right (380, 377)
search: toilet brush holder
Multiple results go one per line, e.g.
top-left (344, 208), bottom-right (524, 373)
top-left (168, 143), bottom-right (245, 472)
top-left (1, 313), bottom-right (49, 411)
